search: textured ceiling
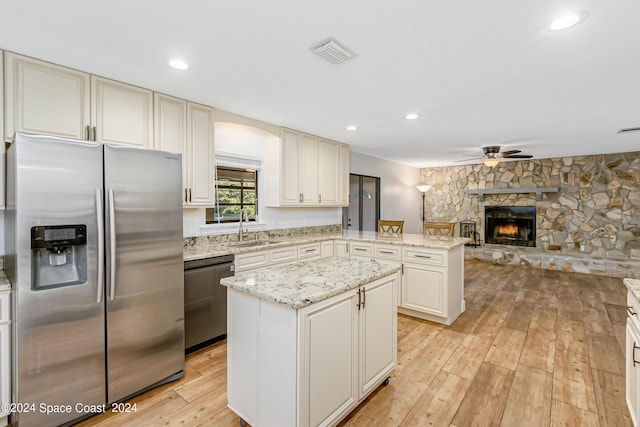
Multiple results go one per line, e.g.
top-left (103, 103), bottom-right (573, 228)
top-left (2, 0), bottom-right (639, 167)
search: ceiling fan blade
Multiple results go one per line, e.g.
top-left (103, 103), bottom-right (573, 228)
top-left (502, 154), bottom-right (533, 159)
top-left (454, 157), bottom-right (483, 162)
top-left (501, 149), bottom-right (521, 156)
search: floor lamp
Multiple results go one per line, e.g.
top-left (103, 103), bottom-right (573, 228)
top-left (416, 185), bottom-right (433, 232)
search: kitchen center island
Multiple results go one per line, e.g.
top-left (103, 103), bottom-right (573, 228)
top-left (220, 257), bottom-right (401, 427)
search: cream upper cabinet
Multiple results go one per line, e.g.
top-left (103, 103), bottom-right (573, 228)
top-left (154, 94), bottom-right (188, 203)
top-left (299, 133), bottom-right (319, 204)
top-left (4, 52), bottom-right (153, 148)
top-left (186, 102), bottom-right (215, 206)
top-left (4, 51), bottom-right (90, 140)
top-left (154, 96), bottom-right (215, 207)
top-left (267, 128), bottom-right (349, 207)
top-left (318, 138), bottom-right (339, 204)
top-left (339, 143), bottom-right (350, 205)
top-left (91, 76), bottom-right (153, 148)
top-left (280, 128), bottom-right (302, 205)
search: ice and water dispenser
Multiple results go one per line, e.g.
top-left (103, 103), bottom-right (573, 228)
top-left (31, 225), bottom-right (88, 290)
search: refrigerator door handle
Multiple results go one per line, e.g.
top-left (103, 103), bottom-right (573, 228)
top-left (108, 188), bottom-right (117, 300)
top-left (96, 188), bottom-right (104, 304)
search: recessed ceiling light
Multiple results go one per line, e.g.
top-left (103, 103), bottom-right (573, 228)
top-left (405, 113), bottom-right (419, 120)
top-left (549, 11), bottom-right (588, 31)
top-left (346, 125), bottom-right (358, 131)
top-left (169, 59), bottom-right (189, 70)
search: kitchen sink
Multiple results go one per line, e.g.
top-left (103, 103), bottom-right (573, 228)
top-left (229, 240), bottom-right (277, 248)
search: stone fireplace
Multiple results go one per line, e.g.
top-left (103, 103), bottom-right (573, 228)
top-left (485, 206), bottom-right (536, 247)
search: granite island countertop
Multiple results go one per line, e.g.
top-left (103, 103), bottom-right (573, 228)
top-left (184, 231), bottom-right (469, 262)
top-left (220, 257), bottom-right (400, 309)
top-left (625, 278), bottom-right (640, 301)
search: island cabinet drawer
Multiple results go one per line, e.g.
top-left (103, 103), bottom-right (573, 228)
top-left (235, 251), bottom-right (270, 272)
top-left (298, 242), bottom-right (321, 260)
top-left (374, 244), bottom-right (401, 261)
top-left (270, 246), bottom-right (297, 265)
top-left (0, 292), bottom-right (9, 324)
top-left (402, 247), bottom-right (447, 267)
top-left (350, 242), bottom-right (373, 259)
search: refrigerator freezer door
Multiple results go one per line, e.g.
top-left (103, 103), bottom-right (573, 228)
top-left (104, 144), bottom-right (184, 403)
top-left (9, 133), bottom-right (105, 427)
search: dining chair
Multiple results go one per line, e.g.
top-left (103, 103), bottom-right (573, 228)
top-left (378, 220), bottom-right (404, 234)
top-left (423, 221), bottom-right (455, 239)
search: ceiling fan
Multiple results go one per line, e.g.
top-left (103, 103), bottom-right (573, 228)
top-left (457, 145), bottom-right (533, 167)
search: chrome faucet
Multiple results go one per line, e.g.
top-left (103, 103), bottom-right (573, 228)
top-left (239, 208), bottom-right (249, 241)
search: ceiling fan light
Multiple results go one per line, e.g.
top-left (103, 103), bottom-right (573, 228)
top-left (482, 158), bottom-right (500, 167)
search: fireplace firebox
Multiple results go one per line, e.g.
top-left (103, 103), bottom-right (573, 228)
top-left (485, 206), bottom-right (536, 247)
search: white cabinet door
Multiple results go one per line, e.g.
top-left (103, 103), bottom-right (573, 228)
top-left (299, 133), bottom-right (319, 204)
top-left (280, 128), bottom-right (301, 205)
top-left (360, 276), bottom-right (396, 397)
top-left (4, 52), bottom-right (90, 140)
top-left (300, 291), bottom-right (358, 427)
top-left (335, 240), bottom-right (349, 258)
top-left (91, 76), bottom-right (153, 148)
top-left (338, 144), bottom-right (350, 206)
top-left (402, 263), bottom-right (446, 317)
top-left (321, 240), bottom-right (334, 258)
top-left (627, 319), bottom-right (640, 427)
top-left (318, 138), bottom-right (339, 204)
top-left (186, 103), bottom-right (215, 206)
top-left (154, 94), bottom-right (187, 203)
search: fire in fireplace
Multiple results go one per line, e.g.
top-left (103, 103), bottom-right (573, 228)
top-left (485, 206), bottom-right (536, 247)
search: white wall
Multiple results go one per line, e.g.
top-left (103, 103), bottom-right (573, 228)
top-left (350, 151), bottom-right (422, 234)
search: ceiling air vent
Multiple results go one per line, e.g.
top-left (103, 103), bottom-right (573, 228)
top-left (617, 127), bottom-right (640, 134)
top-left (310, 37), bottom-right (356, 64)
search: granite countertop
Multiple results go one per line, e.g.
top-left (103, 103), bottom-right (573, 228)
top-left (220, 257), bottom-right (400, 309)
top-left (184, 231), bottom-right (469, 261)
top-left (625, 278), bottom-right (640, 301)
top-left (0, 271), bottom-right (10, 291)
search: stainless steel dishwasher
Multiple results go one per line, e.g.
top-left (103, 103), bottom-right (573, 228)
top-left (184, 254), bottom-right (234, 353)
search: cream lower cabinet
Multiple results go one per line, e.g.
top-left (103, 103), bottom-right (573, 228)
top-left (334, 240), bottom-right (349, 258)
top-left (0, 290), bottom-right (10, 427)
top-left (627, 290), bottom-right (640, 427)
top-left (627, 319), bottom-right (640, 426)
top-left (398, 245), bottom-right (464, 325)
top-left (234, 246), bottom-right (298, 273)
top-left (227, 273), bottom-right (397, 427)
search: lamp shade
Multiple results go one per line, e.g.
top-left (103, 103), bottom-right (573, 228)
top-left (482, 158), bottom-right (500, 167)
top-left (416, 184), bottom-right (432, 193)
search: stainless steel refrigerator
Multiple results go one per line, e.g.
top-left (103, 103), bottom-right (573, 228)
top-left (5, 133), bottom-right (185, 427)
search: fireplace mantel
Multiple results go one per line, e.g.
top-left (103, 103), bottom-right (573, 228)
top-left (465, 187), bottom-right (559, 201)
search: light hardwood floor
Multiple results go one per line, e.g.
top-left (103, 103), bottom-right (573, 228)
top-left (78, 259), bottom-right (632, 426)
